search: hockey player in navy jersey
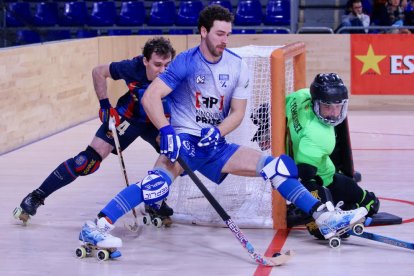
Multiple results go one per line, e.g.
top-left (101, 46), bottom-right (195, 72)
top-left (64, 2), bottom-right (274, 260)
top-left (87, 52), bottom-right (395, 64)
top-left (78, 5), bottom-right (368, 252)
top-left (14, 37), bottom-right (176, 224)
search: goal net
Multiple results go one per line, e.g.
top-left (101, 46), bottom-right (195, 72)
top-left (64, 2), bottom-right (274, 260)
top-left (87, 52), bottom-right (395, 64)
top-left (168, 42), bottom-right (306, 229)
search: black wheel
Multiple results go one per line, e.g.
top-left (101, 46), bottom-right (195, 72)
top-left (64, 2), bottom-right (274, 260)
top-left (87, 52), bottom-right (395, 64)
top-left (353, 224), bottom-right (364, 235)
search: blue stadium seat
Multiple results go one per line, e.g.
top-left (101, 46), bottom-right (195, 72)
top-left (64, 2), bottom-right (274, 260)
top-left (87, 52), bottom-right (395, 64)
top-left (15, 30), bottom-right (41, 45)
top-left (33, 2), bottom-right (59, 27)
top-left (148, 1), bottom-right (176, 26)
top-left (262, 28), bottom-right (289, 34)
top-left (137, 29), bottom-right (163, 35)
top-left (89, 1), bottom-right (117, 26)
top-left (6, 2), bottom-right (32, 27)
top-left (118, 1), bottom-right (146, 26)
top-left (232, 28), bottom-right (256, 34)
top-left (176, 0), bottom-right (203, 26)
top-left (61, 1), bottom-right (88, 26)
top-left (45, 30), bottom-right (72, 42)
top-left (169, 28), bottom-right (194, 35)
top-left (107, 29), bottom-right (133, 36)
top-left (77, 30), bottom-right (98, 39)
top-left (234, 0), bottom-right (263, 26)
top-left (209, 0), bottom-right (232, 12)
top-left (264, 0), bottom-right (290, 26)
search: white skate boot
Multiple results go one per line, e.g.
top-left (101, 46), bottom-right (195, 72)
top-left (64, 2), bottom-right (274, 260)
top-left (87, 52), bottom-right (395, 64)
top-left (313, 201), bottom-right (368, 248)
top-left (76, 217), bottom-right (122, 261)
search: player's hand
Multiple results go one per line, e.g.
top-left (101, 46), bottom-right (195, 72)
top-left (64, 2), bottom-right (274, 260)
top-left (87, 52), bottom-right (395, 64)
top-left (159, 125), bottom-right (181, 163)
top-left (198, 127), bottom-right (221, 149)
top-left (99, 98), bottom-right (120, 129)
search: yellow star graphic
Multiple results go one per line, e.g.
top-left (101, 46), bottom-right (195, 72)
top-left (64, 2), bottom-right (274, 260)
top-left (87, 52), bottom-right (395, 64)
top-left (355, 45), bottom-right (386, 75)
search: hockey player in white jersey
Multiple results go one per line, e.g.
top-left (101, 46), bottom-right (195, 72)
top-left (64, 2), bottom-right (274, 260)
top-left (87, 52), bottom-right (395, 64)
top-left (78, 5), bottom-right (368, 253)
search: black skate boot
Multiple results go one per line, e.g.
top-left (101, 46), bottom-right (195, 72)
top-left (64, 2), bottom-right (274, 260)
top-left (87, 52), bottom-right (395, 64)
top-left (358, 191), bottom-right (380, 217)
top-left (13, 189), bottom-right (45, 224)
top-left (287, 204), bottom-right (313, 228)
top-left (143, 199), bottom-right (174, 228)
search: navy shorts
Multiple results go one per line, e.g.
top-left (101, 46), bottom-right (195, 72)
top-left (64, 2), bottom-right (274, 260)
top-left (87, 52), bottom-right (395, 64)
top-left (179, 133), bottom-right (239, 184)
top-left (95, 117), bottom-right (160, 155)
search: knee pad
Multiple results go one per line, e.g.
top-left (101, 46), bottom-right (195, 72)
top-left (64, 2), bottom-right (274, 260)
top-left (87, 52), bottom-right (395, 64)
top-left (260, 154), bottom-right (298, 189)
top-left (73, 146), bottom-right (102, 176)
top-left (139, 170), bottom-right (171, 205)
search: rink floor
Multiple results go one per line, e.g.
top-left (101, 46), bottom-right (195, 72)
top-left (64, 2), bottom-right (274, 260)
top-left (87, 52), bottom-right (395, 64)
top-left (1, 110), bottom-right (414, 276)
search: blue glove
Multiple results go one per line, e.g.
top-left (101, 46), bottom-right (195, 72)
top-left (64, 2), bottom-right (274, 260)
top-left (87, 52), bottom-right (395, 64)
top-left (159, 125), bottom-right (181, 163)
top-left (198, 127), bottom-right (221, 149)
top-left (99, 98), bottom-right (120, 129)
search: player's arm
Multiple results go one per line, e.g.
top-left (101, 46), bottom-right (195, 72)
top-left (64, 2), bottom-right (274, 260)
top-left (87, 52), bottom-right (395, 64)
top-left (92, 64), bottom-right (111, 100)
top-left (92, 63), bottom-right (121, 126)
top-left (141, 77), bottom-right (173, 129)
top-left (217, 98), bottom-right (247, 136)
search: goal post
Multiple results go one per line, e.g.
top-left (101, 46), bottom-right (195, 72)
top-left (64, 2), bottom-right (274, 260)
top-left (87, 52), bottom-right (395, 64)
top-left (271, 42), bottom-right (306, 229)
top-left (168, 42), bottom-right (306, 229)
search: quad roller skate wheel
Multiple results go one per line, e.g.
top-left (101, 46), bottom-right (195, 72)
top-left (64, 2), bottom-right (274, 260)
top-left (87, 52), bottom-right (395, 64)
top-left (97, 249), bottom-right (110, 261)
top-left (143, 215), bottom-right (151, 225)
top-left (329, 237), bottom-right (341, 248)
top-left (353, 223), bottom-right (364, 235)
top-left (75, 247), bottom-right (87, 259)
top-left (152, 217), bottom-right (163, 228)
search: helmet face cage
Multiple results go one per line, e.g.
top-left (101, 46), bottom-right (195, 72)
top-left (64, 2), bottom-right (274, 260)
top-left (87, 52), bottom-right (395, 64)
top-left (310, 73), bottom-right (349, 126)
top-left (313, 99), bottom-right (348, 126)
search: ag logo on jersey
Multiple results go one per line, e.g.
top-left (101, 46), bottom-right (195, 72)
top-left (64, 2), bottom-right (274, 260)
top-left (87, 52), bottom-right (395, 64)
top-left (219, 74), bottom-right (229, 88)
top-left (196, 75), bottom-right (205, 84)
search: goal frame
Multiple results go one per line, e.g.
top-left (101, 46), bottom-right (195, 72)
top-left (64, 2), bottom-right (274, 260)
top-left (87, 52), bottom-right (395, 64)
top-left (270, 42), bottom-right (306, 229)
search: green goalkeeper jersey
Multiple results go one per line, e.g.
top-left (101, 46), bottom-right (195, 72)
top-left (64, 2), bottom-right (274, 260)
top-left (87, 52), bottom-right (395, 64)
top-left (286, 88), bottom-right (336, 186)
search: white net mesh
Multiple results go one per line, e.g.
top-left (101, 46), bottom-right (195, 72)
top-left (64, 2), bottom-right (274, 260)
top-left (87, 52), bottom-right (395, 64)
top-left (168, 45), bottom-right (296, 228)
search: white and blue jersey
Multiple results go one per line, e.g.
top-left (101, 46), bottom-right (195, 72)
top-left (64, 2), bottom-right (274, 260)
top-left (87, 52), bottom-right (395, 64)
top-left (159, 46), bottom-right (250, 136)
top-left (159, 46), bottom-right (251, 184)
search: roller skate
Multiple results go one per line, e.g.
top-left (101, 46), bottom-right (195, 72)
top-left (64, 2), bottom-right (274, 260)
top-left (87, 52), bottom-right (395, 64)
top-left (13, 189), bottom-right (45, 225)
top-left (313, 201), bottom-right (368, 248)
top-left (143, 199), bottom-right (173, 228)
top-left (76, 217), bottom-right (122, 261)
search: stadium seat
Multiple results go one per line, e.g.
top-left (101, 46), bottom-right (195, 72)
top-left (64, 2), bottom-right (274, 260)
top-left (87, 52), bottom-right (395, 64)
top-left (176, 0), bottom-right (204, 26)
top-left (6, 2), bottom-right (32, 27)
top-left (61, 1), bottom-right (88, 26)
top-left (262, 28), bottom-right (289, 34)
top-left (232, 28), bottom-right (256, 34)
top-left (118, 1), bottom-right (146, 26)
top-left (169, 29), bottom-right (194, 35)
top-left (107, 29), bottom-right (133, 36)
top-left (137, 29), bottom-right (163, 35)
top-left (77, 29), bottom-right (98, 39)
top-left (45, 30), bottom-right (72, 42)
top-left (234, 0), bottom-right (263, 26)
top-left (33, 2), bottom-right (59, 27)
top-left (148, 1), bottom-right (176, 26)
top-left (15, 30), bottom-right (41, 45)
top-left (264, 0), bottom-right (290, 26)
top-left (89, 1), bottom-right (117, 26)
top-left (209, 0), bottom-right (232, 12)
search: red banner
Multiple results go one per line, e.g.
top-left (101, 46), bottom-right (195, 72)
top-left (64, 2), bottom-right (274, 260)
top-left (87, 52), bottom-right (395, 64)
top-left (351, 34), bottom-right (414, 95)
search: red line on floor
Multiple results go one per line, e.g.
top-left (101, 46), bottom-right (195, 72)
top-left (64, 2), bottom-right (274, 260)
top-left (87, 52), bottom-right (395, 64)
top-left (253, 229), bottom-right (290, 276)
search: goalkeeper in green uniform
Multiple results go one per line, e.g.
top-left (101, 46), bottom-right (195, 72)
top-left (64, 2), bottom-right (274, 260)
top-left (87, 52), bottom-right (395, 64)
top-left (251, 73), bottom-right (379, 239)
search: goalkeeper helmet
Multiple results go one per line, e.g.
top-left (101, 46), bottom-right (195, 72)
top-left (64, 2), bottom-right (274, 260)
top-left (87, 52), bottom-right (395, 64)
top-left (310, 73), bottom-right (348, 126)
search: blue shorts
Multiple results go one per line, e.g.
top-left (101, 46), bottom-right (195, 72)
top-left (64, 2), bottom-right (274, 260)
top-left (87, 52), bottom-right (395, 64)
top-left (178, 133), bottom-right (239, 184)
top-left (95, 117), bottom-right (159, 155)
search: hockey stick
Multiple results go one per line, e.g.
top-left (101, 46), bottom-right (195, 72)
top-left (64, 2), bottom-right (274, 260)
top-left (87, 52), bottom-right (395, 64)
top-left (109, 117), bottom-right (140, 232)
top-left (177, 156), bottom-right (293, 266)
top-left (349, 231), bottom-right (414, 251)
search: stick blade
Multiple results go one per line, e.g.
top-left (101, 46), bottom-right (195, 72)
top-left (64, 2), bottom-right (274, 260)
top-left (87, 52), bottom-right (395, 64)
top-left (265, 250), bottom-right (294, 266)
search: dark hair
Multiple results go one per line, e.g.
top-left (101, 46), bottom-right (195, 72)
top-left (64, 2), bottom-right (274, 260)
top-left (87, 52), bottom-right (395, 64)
top-left (142, 37), bottom-right (176, 61)
top-left (197, 5), bottom-right (234, 33)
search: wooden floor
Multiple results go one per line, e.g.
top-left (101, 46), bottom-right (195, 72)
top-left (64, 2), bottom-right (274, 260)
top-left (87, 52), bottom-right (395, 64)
top-left (1, 110), bottom-right (414, 276)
